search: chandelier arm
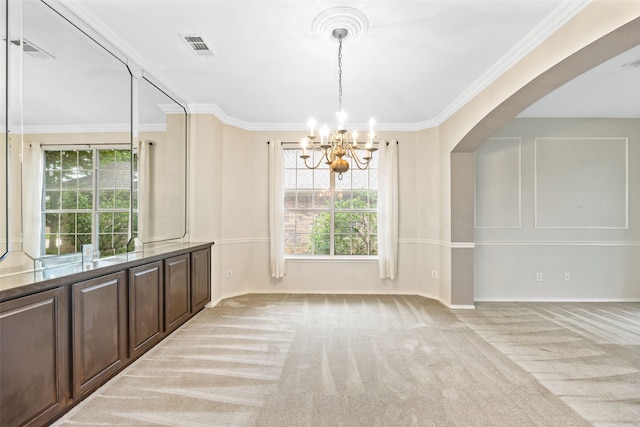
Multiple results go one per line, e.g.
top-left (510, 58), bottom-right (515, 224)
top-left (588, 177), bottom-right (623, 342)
top-left (344, 146), bottom-right (372, 169)
top-left (351, 156), bottom-right (373, 170)
top-left (302, 151), bottom-right (329, 169)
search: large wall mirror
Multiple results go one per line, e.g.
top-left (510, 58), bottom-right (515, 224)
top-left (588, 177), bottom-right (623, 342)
top-left (21, 0), bottom-right (130, 264)
top-left (1, 0), bottom-right (7, 261)
top-left (135, 78), bottom-right (187, 247)
top-left (1, 0), bottom-right (187, 276)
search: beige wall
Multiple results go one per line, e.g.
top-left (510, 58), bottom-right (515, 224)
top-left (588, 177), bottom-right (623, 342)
top-left (187, 120), bottom-right (443, 305)
top-left (187, 113), bottom-right (223, 298)
top-left (191, 114), bottom-right (639, 307)
top-left (474, 118), bottom-right (640, 300)
top-left (141, 114), bottom-right (187, 242)
top-left (439, 1), bottom-right (640, 305)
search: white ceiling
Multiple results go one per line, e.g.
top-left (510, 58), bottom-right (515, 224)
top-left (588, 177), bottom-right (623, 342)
top-left (27, 0), bottom-right (640, 130)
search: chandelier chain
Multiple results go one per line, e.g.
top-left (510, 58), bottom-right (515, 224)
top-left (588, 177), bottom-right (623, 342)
top-left (301, 24), bottom-right (377, 179)
top-left (337, 36), bottom-right (343, 112)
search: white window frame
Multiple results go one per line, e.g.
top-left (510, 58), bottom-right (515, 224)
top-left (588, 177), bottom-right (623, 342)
top-left (283, 146), bottom-right (378, 258)
top-left (41, 145), bottom-right (135, 259)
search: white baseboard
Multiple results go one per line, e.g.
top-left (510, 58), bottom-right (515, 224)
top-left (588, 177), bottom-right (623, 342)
top-left (446, 304), bottom-right (477, 310)
top-left (207, 290), bottom-right (639, 310)
top-left (474, 297), bottom-right (640, 302)
top-left (206, 289), bottom-right (473, 310)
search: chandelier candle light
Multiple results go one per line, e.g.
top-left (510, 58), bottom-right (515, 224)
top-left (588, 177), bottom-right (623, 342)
top-left (300, 27), bottom-right (377, 179)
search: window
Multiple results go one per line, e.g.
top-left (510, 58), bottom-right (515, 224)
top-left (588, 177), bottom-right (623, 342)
top-left (43, 148), bottom-right (136, 258)
top-left (283, 148), bottom-right (378, 256)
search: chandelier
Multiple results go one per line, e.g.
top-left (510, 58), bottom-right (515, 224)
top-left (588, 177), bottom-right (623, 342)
top-left (300, 27), bottom-right (377, 179)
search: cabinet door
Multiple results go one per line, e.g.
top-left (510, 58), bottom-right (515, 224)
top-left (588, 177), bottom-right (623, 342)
top-left (191, 247), bottom-right (211, 313)
top-left (129, 261), bottom-right (164, 358)
top-left (164, 253), bottom-right (191, 333)
top-left (72, 271), bottom-right (127, 398)
top-left (0, 287), bottom-right (69, 427)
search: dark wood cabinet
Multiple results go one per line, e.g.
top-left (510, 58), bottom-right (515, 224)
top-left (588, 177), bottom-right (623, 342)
top-left (72, 271), bottom-right (127, 398)
top-left (191, 247), bottom-right (211, 312)
top-left (0, 242), bottom-right (212, 427)
top-left (128, 261), bottom-right (164, 358)
top-left (0, 287), bottom-right (69, 427)
top-left (164, 253), bottom-right (191, 333)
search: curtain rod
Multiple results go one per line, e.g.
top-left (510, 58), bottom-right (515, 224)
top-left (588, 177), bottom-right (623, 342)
top-left (266, 141), bottom-right (398, 145)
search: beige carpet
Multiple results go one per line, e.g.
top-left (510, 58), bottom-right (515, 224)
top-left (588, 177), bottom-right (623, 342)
top-left (454, 302), bottom-right (640, 427)
top-left (52, 294), bottom-right (632, 426)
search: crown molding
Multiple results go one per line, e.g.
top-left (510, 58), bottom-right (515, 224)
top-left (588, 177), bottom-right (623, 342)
top-left (23, 123), bottom-right (131, 134)
top-left (187, 104), bottom-right (440, 132)
top-left (432, 0), bottom-right (591, 126)
top-left (22, 123), bottom-right (166, 134)
top-left (158, 103), bottom-right (187, 114)
top-left (187, 104), bottom-right (304, 131)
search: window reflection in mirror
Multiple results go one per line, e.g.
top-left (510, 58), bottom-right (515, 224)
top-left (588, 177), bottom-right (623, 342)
top-left (132, 78), bottom-right (187, 251)
top-left (21, 0), bottom-right (130, 264)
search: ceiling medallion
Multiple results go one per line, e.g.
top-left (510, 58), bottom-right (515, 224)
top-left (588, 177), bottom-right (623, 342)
top-left (311, 6), bottom-right (369, 43)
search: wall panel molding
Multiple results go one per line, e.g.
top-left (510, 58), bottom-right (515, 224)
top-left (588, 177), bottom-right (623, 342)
top-left (534, 136), bottom-right (628, 229)
top-left (214, 238), bottom-right (473, 248)
top-left (475, 137), bottom-right (522, 229)
top-left (213, 238), bottom-right (269, 246)
top-left (475, 241), bottom-right (640, 246)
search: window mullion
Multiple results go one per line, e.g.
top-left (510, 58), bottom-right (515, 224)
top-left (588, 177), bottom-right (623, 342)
top-left (92, 149), bottom-right (98, 254)
top-left (39, 150), bottom-right (47, 255)
top-left (330, 171), bottom-right (335, 256)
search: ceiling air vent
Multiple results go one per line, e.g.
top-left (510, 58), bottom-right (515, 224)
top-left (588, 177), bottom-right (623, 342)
top-left (10, 38), bottom-right (55, 59)
top-left (179, 33), bottom-right (216, 57)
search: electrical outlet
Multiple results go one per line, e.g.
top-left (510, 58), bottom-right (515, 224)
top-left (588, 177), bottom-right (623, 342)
top-left (431, 270), bottom-right (438, 279)
top-left (564, 272), bottom-right (571, 282)
top-left (536, 272), bottom-right (543, 282)
top-left (226, 269), bottom-right (233, 278)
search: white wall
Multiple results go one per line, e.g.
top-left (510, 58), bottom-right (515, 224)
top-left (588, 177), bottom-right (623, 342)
top-left (474, 118), bottom-right (640, 300)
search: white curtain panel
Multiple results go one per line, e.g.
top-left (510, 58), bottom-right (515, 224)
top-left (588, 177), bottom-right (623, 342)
top-left (377, 141), bottom-right (399, 279)
top-left (268, 139), bottom-right (287, 278)
top-left (23, 142), bottom-right (43, 258)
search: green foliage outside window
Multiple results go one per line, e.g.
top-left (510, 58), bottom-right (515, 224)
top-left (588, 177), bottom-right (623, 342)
top-left (309, 192), bottom-right (378, 256)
